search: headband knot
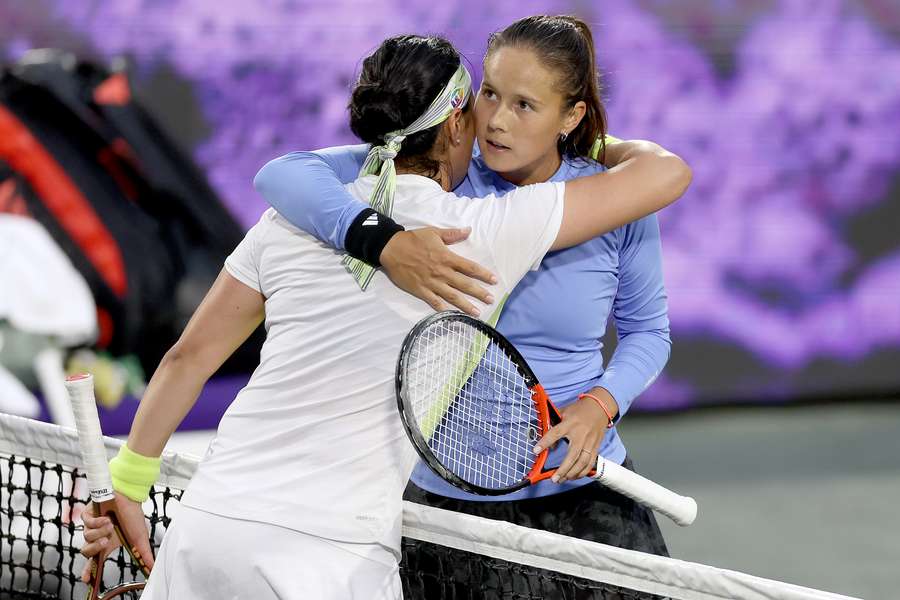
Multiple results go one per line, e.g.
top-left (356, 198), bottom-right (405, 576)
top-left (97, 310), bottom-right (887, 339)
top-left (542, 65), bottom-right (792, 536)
top-left (343, 63), bottom-right (473, 290)
top-left (377, 148), bottom-right (397, 161)
top-left (377, 137), bottom-right (404, 161)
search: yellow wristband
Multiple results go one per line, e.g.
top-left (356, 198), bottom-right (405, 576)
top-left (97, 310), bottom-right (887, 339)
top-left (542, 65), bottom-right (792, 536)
top-left (108, 444), bottom-right (161, 502)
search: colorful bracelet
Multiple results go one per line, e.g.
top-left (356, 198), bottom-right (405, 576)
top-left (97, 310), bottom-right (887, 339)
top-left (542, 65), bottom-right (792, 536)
top-left (108, 444), bottom-right (161, 502)
top-left (578, 393), bottom-right (616, 429)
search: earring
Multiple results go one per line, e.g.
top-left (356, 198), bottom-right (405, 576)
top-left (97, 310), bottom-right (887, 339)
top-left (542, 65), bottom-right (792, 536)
top-left (559, 131), bottom-right (568, 142)
top-left (456, 138), bottom-right (461, 144)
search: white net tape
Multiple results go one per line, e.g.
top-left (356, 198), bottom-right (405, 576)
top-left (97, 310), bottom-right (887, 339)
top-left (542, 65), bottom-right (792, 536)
top-left (0, 413), bottom-right (860, 600)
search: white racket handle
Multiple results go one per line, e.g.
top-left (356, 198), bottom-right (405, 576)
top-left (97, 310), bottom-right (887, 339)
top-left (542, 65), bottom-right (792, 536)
top-left (65, 374), bottom-right (115, 503)
top-left (593, 457), bottom-right (698, 526)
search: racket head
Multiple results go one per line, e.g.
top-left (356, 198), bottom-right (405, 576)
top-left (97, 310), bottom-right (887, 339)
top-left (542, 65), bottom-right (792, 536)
top-left (396, 311), bottom-right (553, 495)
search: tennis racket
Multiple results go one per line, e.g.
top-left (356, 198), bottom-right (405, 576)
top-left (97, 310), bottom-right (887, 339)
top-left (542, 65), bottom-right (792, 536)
top-left (65, 373), bottom-right (150, 599)
top-left (396, 312), bottom-right (698, 526)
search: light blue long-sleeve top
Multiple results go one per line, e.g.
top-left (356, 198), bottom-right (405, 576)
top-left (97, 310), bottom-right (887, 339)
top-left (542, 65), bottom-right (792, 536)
top-left (253, 144), bottom-right (671, 501)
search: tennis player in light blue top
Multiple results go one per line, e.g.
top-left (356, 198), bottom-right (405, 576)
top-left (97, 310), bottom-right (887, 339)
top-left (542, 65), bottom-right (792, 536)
top-left (255, 15), bottom-right (677, 561)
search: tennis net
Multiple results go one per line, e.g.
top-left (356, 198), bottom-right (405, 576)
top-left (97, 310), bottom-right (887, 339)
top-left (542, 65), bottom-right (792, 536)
top-left (0, 413), bottom-right (859, 600)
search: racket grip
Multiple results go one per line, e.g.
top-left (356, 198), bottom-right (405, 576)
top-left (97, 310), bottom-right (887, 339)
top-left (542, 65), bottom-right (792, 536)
top-left (65, 374), bottom-right (115, 504)
top-left (593, 458), bottom-right (697, 526)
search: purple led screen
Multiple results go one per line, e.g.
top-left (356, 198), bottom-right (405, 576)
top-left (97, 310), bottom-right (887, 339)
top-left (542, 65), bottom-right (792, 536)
top-left (2, 0), bottom-right (899, 409)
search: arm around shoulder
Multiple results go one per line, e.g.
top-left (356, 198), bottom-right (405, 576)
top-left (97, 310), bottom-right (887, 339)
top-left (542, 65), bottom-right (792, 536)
top-left (253, 148), bottom-right (370, 249)
top-left (552, 141), bottom-right (691, 251)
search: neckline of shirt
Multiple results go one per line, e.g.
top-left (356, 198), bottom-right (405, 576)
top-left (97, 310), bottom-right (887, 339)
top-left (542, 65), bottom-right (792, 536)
top-left (359, 172), bottom-right (445, 192)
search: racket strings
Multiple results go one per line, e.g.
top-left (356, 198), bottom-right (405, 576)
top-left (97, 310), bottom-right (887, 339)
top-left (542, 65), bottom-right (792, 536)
top-left (404, 320), bottom-right (540, 490)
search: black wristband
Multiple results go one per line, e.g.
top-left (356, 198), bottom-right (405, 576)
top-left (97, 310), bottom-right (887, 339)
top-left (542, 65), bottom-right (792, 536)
top-left (344, 208), bottom-right (405, 267)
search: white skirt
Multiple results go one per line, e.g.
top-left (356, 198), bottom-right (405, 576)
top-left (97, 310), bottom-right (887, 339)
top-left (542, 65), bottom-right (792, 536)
top-left (141, 505), bottom-right (402, 600)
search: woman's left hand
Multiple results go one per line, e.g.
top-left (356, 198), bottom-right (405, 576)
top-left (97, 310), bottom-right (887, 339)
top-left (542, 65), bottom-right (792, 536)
top-left (534, 389), bottom-right (618, 484)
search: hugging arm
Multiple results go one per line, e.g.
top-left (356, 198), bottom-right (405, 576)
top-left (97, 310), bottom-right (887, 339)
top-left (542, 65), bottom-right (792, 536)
top-left (254, 145), bottom-right (497, 315)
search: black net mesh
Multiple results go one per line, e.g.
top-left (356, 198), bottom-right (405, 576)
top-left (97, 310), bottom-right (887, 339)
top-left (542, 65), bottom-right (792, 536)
top-left (1, 453), bottom-right (179, 599)
top-left (400, 535), bottom-right (659, 600)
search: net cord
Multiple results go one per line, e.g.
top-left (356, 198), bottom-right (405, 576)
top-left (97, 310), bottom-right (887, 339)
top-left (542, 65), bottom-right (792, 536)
top-left (0, 413), bottom-right (860, 600)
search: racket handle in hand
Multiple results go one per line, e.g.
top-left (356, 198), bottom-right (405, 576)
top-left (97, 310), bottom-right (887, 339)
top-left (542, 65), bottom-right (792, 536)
top-left (65, 373), bottom-right (115, 504)
top-left (593, 458), bottom-right (698, 526)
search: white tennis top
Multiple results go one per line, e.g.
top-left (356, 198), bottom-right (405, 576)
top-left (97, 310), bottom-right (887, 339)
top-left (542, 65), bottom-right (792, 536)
top-left (180, 174), bottom-right (564, 557)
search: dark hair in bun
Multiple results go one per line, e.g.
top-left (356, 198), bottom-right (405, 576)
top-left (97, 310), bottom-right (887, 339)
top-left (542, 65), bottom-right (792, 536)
top-left (349, 35), bottom-right (467, 176)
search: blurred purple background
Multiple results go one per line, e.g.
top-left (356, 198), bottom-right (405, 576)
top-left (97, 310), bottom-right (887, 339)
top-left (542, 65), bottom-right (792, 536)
top-left (3, 0), bottom-right (899, 409)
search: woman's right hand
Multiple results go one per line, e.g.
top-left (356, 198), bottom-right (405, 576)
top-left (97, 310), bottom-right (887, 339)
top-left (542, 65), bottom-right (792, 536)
top-left (380, 227), bottom-right (498, 316)
top-left (80, 493), bottom-right (155, 582)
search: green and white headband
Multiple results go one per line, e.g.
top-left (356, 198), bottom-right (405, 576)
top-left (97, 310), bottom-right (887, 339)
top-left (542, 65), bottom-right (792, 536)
top-left (344, 62), bottom-right (473, 289)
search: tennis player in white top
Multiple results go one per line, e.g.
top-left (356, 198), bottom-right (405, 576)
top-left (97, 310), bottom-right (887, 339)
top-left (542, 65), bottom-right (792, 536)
top-left (79, 34), bottom-right (691, 599)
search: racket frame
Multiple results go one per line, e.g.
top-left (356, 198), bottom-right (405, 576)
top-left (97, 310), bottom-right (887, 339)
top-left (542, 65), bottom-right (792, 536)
top-left (396, 312), bottom-right (698, 526)
top-left (396, 311), bottom-right (560, 496)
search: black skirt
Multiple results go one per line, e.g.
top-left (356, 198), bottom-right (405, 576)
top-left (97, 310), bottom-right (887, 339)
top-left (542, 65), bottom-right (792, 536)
top-left (401, 456), bottom-right (669, 600)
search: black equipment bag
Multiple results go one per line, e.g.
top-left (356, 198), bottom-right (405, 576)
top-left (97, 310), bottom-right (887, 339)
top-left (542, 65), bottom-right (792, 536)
top-left (0, 49), bottom-right (261, 374)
